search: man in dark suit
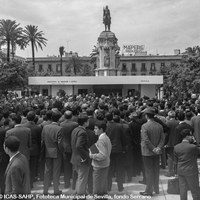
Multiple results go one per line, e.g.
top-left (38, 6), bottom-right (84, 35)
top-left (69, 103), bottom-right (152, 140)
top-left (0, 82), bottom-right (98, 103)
top-left (71, 114), bottom-right (90, 198)
top-left (39, 110), bottom-right (52, 181)
top-left (22, 111), bottom-right (42, 188)
top-left (0, 125), bottom-right (9, 195)
top-left (6, 115), bottom-right (31, 161)
top-left (86, 110), bottom-right (98, 194)
top-left (60, 110), bottom-right (78, 188)
top-left (174, 111), bottom-right (193, 146)
top-left (40, 110), bottom-right (52, 128)
top-left (129, 111), bottom-right (144, 182)
top-left (4, 136), bottom-right (30, 195)
top-left (174, 129), bottom-right (200, 200)
top-left (106, 113), bottom-right (127, 192)
top-left (165, 110), bottom-right (179, 177)
top-left (140, 108), bottom-right (165, 196)
top-left (42, 110), bottom-right (64, 195)
top-left (191, 105), bottom-right (200, 145)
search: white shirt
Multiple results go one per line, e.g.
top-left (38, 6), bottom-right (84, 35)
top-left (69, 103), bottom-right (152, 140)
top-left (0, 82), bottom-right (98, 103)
top-left (9, 151), bottom-right (20, 162)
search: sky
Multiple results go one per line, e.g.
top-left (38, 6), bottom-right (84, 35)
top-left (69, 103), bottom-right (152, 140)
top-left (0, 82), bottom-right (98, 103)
top-left (1, 0), bottom-right (200, 58)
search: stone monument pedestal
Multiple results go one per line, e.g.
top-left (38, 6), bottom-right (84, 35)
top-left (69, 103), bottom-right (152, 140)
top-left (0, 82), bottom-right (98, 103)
top-left (94, 31), bottom-right (120, 76)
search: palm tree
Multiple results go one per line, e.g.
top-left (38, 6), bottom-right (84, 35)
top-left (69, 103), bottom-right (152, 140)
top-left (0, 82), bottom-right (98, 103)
top-left (23, 25), bottom-right (47, 69)
top-left (185, 46), bottom-right (200, 56)
top-left (10, 28), bottom-right (25, 59)
top-left (0, 19), bottom-right (23, 62)
top-left (59, 46), bottom-right (65, 76)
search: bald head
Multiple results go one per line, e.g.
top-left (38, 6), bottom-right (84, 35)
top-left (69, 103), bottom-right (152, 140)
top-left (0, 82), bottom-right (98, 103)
top-left (64, 110), bottom-right (72, 119)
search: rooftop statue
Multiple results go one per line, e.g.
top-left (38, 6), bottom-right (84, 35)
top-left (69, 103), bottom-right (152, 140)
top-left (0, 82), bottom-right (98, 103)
top-left (103, 6), bottom-right (111, 31)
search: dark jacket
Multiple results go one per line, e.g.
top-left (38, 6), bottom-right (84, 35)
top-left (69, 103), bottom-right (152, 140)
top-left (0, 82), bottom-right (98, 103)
top-left (106, 121), bottom-right (127, 153)
top-left (5, 153), bottom-right (31, 194)
top-left (174, 122), bottom-right (194, 146)
top-left (23, 121), bottom-right (42, 156)
top-left (166, 118), bottom-right (179, 147)
top-left (6, 125), bottom-right (31, 160)
top-left (141, 119), bottom-right (165, 156)
top-left (71, 126), bottom-right (89, 167)
top-left (60, 119), bottom-right (78, 153)
top-left (174, 141), bottom-right (200, 176)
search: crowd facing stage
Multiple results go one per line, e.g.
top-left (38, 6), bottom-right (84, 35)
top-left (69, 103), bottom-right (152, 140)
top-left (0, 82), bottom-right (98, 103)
top-left (0, 93), bottom-right (200, 200)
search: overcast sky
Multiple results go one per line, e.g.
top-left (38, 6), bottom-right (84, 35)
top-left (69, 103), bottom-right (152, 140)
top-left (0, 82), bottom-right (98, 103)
top-left (1, 0), bottom-right (200, 58)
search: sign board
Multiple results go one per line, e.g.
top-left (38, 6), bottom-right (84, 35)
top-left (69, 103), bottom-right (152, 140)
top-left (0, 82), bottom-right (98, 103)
top-left (123, 45), bottom-right (145, 54)
top-left (29, 76), bottom-right (163, 85)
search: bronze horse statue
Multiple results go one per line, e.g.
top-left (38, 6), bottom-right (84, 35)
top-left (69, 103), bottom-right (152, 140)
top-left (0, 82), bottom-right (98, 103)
top-left (103, 6), bottom-right (111, 31)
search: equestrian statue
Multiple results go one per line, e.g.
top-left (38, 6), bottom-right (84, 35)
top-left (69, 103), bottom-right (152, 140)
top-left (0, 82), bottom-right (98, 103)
top-left (103, 6), bottom-right (111, 31)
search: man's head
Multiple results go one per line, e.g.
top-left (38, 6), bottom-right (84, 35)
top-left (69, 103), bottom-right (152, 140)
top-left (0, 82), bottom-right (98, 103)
top-left (105, 112), bottom-right (113, 122)
top-left (11, 114), bottom-right (22, 125)
top-left (27, 111), bottom-right (36, 122)
top-left (94, 120), bottom-right (107, 136)
top-left (181, 129), bottom-right (192, 138)
top-left (64, 110), bottom-right (72, 120)
top-left (177, 111), bottom-right (185, 121)
top-left (180, 128), bottom-right (195, 143)
top-left (51, 110), bottom-right (62, 122)
top-left (78, 114), bottom-right (89, 127)
top-left (168, 111), bottom-right (176, 119)
top-left (4, 136), bottom-right (20, 155)
top-left (144, 108), bottom-right (155, 119)
top-left (45, 110), bottom-right (53, 121)
top-left (197, 105), bottom-right (200, 114)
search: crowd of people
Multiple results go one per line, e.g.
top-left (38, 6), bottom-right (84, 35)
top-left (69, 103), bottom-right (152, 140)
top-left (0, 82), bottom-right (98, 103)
top-left (0, 92), bottom-right (200, 200)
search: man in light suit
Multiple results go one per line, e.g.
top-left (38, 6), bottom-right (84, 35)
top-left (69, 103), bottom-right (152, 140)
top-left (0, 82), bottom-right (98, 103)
top-left (60, 110), bottom-right (78, 188)
top-left (6, 115), bottom-right (31, 161)
top-left (191, 105), bottom-right (200, 145)
top-left (42, 110), bottom-right (64, 195)
top-left (140, 108), bottom-right (165, 197)
top-left (4, 136), bottom-right (30, 195)
top-left (174, 129), bottom-right (200, 200)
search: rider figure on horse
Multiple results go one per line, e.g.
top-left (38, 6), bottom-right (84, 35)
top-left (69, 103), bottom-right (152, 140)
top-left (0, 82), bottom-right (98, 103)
top-left (103, 6), bottom-right (111, 31)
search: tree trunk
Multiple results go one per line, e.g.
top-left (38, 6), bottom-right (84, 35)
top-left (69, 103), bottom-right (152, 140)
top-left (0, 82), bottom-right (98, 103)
top-left (7, 39), bottom-right (10, 62)
top-left (11, 43), bottom-right (15, 60)
top-left (31, 40), bottom-right (35, 70)
top-left (60, 57), bottom-right (63, 76)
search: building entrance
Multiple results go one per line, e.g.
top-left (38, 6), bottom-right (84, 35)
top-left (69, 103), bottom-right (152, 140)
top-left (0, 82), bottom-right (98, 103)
top-left (93, 85), bottom-right (122, 97)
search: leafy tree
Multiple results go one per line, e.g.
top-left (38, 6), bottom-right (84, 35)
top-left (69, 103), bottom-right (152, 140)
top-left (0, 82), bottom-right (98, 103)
top-left (82, 63), bottom-right (94, 76)
top-left (0, 19), bottom-right (24, 62)
top-left (162, 46), bottom-right (200, 99)
top-left (0, 60), bottom-right (28, 92)
top-left (59, 46), bottom-right (65, 76)
top-left (67, 55), bottom-right (82, 75)
top-left (23, 25), bottom-right (47, 69)
top-left (185, 46), bottom-right (200, 56)
top-left (57, 89), bottom-right (66, 97)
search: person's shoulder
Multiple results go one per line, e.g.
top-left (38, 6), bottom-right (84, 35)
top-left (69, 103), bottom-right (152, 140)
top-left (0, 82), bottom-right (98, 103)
top-left (174, 142), bottom-right (182, 150)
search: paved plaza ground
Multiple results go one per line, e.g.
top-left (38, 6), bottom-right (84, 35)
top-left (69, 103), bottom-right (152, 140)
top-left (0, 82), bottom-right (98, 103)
top-left (31, 160), bottom-right (200, 200)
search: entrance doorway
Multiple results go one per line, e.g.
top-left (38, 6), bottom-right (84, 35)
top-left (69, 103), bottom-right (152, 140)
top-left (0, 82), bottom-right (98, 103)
top-left (42, 89), bottom-right (48, 96)
top-left (78, 89), bottom-right (88, 96)
top-left (93, 85), bottom-right (122, 97)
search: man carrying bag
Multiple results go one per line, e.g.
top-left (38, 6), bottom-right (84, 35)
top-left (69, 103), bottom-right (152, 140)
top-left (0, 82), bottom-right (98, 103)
top-left (173, 129), bottom-right (200, 200)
